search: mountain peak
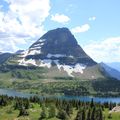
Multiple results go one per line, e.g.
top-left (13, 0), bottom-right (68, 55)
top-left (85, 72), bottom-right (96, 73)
top-left (47, 27), bottom-right (70, 32)
top-left (18, 28), bottom-right (97, 68)
top-left (51, 27), bottom-right (70, 31)
top-left (29, 27), bottom-right (83, 57)
top-left (39, 27), bottom-right (78, 46)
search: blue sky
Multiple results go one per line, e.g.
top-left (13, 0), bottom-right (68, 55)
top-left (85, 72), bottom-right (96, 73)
top-left (0, 0), bottom-right (120, 63)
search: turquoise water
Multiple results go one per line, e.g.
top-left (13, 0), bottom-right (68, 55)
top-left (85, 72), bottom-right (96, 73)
top-left (0, 89), bottom-right (120, 103)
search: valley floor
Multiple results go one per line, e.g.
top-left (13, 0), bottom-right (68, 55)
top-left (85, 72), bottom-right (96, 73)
top-left (0, 65), bottom-right (120, 97)
top-left (0, 76), bottom-right (120, 97)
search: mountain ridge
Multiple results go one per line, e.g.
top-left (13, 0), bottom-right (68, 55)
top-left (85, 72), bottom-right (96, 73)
top-left (107, 62), bottom-right (120, 72)
top-left (100, 62), bottom-right (120, 80)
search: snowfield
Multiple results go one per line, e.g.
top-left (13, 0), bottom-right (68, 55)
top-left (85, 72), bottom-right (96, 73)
top-left (18, 57), bottom-right (86, 77)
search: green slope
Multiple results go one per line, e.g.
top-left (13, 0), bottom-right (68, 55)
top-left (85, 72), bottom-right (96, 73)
top-left (0, 64), bottom-right (120, 97)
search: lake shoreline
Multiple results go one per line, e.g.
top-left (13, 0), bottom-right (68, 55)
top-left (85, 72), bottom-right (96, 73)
top-left (0, 88), bottom-right (120, 103)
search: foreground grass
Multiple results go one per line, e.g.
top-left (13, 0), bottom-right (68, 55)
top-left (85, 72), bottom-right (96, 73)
top-left (103, 109), bottom-right (120, 120)
top-left (0, 103), bottom-right (120, 120)
top-left (0, 103), bottom-right (40, 120)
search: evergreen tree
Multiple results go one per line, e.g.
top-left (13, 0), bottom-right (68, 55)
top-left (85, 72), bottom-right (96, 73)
top-left (14, 100), bottom-right (22, 110)
top-left (65, 104), bottom-right (73, 116)
top-left (57, 109), bottom-right (69, 120)
top-left (82, 109), bottom-right (86, 120)
top-left (40, 110), bottom-right (46, 120)
top-left (75, 109), bottom-right (82, 120)
top-left (109, 102), bottom-right (113, 110)
top-left (108, 113), bottom-right (112, 119)
top-left (18, 107), bottom-right (29, 116)
top-left (99, 108), bottom-right (103, 120)
top-left (91, 107), bottom-right (95, 120)
top-left (86, 109), bottom-right (91, 120)
top-left (48, 105), bottom-right (56, 118)
top-left (90, 98), bottom-right (94, 108)
top-left (0, 97), bottom-right (7, 106)
top-left (14, 101), bottom-right (19, 110)
top-left (24, 99), bottom-right (30, 109)
top-left (39, 104), bottom-right (47, 120)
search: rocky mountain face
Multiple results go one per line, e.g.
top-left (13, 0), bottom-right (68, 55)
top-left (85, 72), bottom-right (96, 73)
top-left (10, 27), bottom-right (100, 78)
top-left (19, 28), bottom-right (96, 65)
top-left (29, 28), bottom-right (93, 59)
top-left (6, 27), bottom-right (120, 79)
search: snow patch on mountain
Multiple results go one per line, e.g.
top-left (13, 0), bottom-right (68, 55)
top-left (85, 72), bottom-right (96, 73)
top-left (69, 55), bottom-right (74, 58)
top-left (91, 76), bottom-right (95, 79)
top-left (28, 49), bottom-right (41, 55)
top-left (25, 59), bottom-right (37, 66)
top-left (33, 42), bottom-right (44, 47)
top-left (19, 39), bottom-right (46, 57)
top-left (56, 63), bottom-right (86, 77)
top-left (18, 58), bottom-right (37, 66)
top-left (31, 42), bottom-right (44, 50)
top-left (47, 54), bottom-right (66, 58)
top-left (18, 58), bottom-right (52, 68)
top-left (39, 59), bottom-right (52, 68)
top-left (20, 50), bottom-right (29, 57)
top-left (17, 57), bottom-right (86, 77)
top-left (18, 58), bottom-right (27, 66)
top-left (27, 40), bottom-right (45, 55)
top-left (38, 39), bottom-right (46, 42)
top-left (51, 60), bottom-right (86, 77)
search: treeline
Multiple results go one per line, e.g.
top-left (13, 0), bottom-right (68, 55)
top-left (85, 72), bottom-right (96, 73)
top-left (92, 79), bottom-right (120, 97)
top-left (0, 95), bottom-right (118, 120)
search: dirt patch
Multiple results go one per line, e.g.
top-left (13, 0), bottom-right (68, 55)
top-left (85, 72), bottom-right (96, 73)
top-left (109, 106), bottom-right (120, 113)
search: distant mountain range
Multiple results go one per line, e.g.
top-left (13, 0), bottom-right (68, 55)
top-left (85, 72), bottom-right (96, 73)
top-left (107, 62), bottom-right (120, 72)
top-left (0, 53), bottom-right (12, 64)
top-left (100, 62), bottom-right (120, 80)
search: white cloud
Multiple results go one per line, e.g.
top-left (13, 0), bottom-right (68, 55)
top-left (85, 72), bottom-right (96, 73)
top-left (83, 37), bottom-right (120, 63)
top-left (0, 0), bottom-right (51, 52)
top-left (71, 24), bottom-right (90, 33)
top-left (89, 16), bottom-right (96, 21)
top-left (51, 13), bottom-right (70, 23)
